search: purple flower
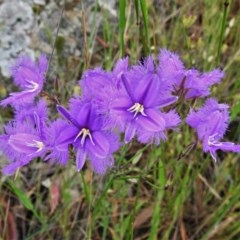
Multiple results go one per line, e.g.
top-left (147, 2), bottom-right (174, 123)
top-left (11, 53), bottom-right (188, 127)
top-left (1, 55), bottom-right (48, 107)
top-left (0, 105), bottom-right (48, 175)
top-left (157, 49), bottom-right (224, 99)
top-left (109, 72), bottom-right (180, 143)
top-left (79, 68), bottom-right (119, 125)
top-left (80, 68), bottom-right (114, 99)
top-left (186, 98), bottom-right (240, 161)
top-left (57, 100), bottom-right (120, 174)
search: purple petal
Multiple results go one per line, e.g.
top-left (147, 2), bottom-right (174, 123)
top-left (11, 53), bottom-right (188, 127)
top-left (125, 122), bottom-right (137, 143)
top-left (207, 142), bottom-right (240, 162)
top-left (38, 54), bottom-right (48, 74)
top-left (57, 105), bottom-right (80, 128)
top-left (2, 159), bottom-right (31, 176)
top-left (155, 96), bottom-right (178, 108)
top-left (158, 49), bottom-right (185, 81)
top-left (113, 57), bottom-right (129, 84)
top-left (46, 119), bottom-right (77, 148)
top-left (121, 74), bottom-right (135, 102)
top-left (134, 74), bottom-right (160, 108)
top-left (200, 69), bottom-right (224, 86)
top-left (76, 149), bottom-right (87, 171)
top-left (143, 56), bottom-right (155, 73)
top-left (89, 154), bottom-right (114, 174)
top-left (74, 103), bottom-right (93, 128)
top-left (110, 97), bottom-right (132, 128)
top-left (110, 96), bottom-right (132, 111)
top-left (110, 97), bottom-right (132, 116)
top-left (0, 90), bottom-right (36, 107)
top-left (8, 133), bottom-right (44, 155)
top-left (136, 109), bottom-right (166, 132)
top-left (213, 142), bottom-right (240, 152)
top-left (161, 110), bottom-right (181, 129)
top-left (86, 131), bottom-right (110, 158)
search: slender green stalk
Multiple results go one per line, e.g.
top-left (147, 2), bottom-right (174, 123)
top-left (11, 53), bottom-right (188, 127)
top-left (119, 0), bottom-right (126, 57)
top-left (8, 179), bottom-right (44, 224)
top-left (216, 1), bottom-right (230, 65)
top-left (140, 0), bottom-right (150, 55)
top-left (148, 159), bottom-right (166, 240)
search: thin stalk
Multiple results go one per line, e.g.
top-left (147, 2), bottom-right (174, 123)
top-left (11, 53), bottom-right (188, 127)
top-left (119, 0), bottom-right (126, 57)
top-left (216, 1), bottom-right (229, 65)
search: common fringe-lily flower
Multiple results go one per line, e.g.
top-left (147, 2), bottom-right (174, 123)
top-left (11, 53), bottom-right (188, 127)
top-left (0, 101), bottom-right (48, 175)
top-left (157, 49), bottom-right (224, 99)
top-left (109, 72), bottom-right (180, 143)
top-left (1, 55), bottom-right (48, 107)
top-left (186, 98), bottom-right (240, 161)
top-left (57, 100), bottom-right (120, 174)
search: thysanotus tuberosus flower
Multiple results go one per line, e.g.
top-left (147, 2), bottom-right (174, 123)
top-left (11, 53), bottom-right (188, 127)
top-left (109, 70), bottom-right (180, 144)
top-left (1, 55), bottom-right (48, 107)
top-left (57, 99), bottom-right (120, 174)
top-left (0, 100), bottom-right (48, 175)
top-left (186, 98), bottom-right (240, 161)
top-left (157, 49), bottom-right (224, 99)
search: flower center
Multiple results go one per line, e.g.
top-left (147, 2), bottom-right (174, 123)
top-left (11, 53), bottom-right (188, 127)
top-left (208, 134), bottom-right (224, 147)
top-left (25, 80), bottom-right (39, 92)
top-left (26, 140), bottom-right (45, 153)
top-left (128, 103), bottom-right (147, 118)
top-left (74, 128), bottom-right (94, 146)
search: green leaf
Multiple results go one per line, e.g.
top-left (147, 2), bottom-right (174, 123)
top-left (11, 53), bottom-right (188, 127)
top-left (8, 179), bottom-right (43, 223)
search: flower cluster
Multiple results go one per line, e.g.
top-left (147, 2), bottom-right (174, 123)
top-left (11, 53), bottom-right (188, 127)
top-left (0, 49), bottom-right (239, 175)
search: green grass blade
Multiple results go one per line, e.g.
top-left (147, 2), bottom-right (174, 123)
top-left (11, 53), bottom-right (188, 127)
top-left (8, 179), bottom-right (43, 224)
top-left (148, 159), bottom-right (166, 240)
top-left (140, 0), bottom-right (150, 55)
top-left (119, 0), bottom-right (126, 57)
top-left (216, 1), bottom-right (230, 65)
top-left (134, 0), bottom-right (139, 23)
top-left (231, 100), bottom-right (240, 120)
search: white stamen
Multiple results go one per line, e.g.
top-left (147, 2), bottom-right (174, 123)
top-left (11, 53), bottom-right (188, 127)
top-left (128, 103), bottom-right (147, 118)
top-left (74, 128), bottom-right (94, 146)
top-left (25, 80), bottom-right (39, 92)
top-left (10, 80), bottom-right (40, 96)
top-left (26, 140), bottom-right (45, 153)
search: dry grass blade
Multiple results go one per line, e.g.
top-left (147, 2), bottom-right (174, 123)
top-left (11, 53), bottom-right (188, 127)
top-left (0, 198), bottom-right (18, 240)
top-left (133, 205), bottom-right (154, 229)
top-left (198, 174), bottom-right (222, 200)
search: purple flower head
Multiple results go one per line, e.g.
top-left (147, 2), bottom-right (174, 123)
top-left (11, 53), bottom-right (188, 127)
top-left (157, 49), bottom-right (224, 99)
top-left (157, 49), bottom-right (184, 87)
top-left (185, 69), bottom-right (224, 99)
top-left (0, 106), bottom-right (48, 175)
top-left (57, 100), bottom-right (120, 174)
top-left (1, 55), bottom-right (48, 107)
top-left (80, 68), bottom-right (114, 98)
top-left (109, 73), bottom-right (179, 143)
top-left (79, 68), bottom-right (119, 121)
top-left (186, 98), bottom-right (240, 161)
